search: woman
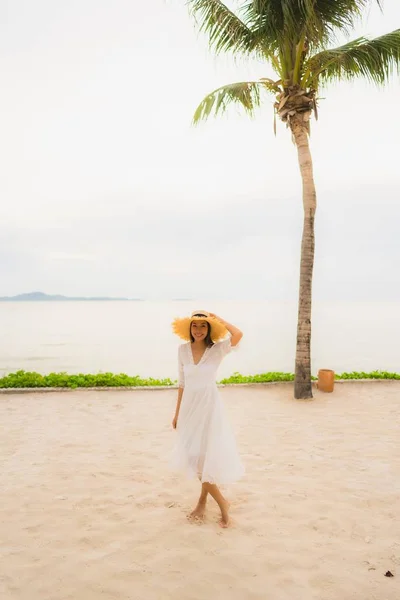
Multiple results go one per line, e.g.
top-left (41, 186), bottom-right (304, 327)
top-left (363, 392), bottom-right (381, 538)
top-left (171, 310), bottom-right (244, 528)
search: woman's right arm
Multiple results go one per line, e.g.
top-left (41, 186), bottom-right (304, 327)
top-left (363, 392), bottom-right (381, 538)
top-left (172, 386), bottom-right (184, 429)
top-left (172, 346), bottom-right (184, 429)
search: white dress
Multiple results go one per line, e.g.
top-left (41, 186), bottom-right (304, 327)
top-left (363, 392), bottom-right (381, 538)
top-left (171, 337), bottom-right (244, 485)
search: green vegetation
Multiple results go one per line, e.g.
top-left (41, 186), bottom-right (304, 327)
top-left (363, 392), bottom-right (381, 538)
top-left (220, 371), bottom-right (400, 384)
top-left (220, 372), bottom-right (297, 384)
top-left (0, 370), bottom-right (399, 389)
top-left (0, 371), bottom-right (175, 389)
top-left (337, 371), bottom-right (400, 381)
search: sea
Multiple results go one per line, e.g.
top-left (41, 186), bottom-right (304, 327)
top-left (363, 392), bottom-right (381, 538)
top-left (1, 301), bottom-right (399, 380)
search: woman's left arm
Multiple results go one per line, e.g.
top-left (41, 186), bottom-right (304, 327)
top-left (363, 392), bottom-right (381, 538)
top-left (210, 313), bottom-right (243, 347)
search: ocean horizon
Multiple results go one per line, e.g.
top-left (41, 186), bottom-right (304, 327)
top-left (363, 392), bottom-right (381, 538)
top-left (1, 300), bottom-right (399, 380)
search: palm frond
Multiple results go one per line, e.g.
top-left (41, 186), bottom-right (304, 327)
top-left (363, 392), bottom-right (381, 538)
top-left (300, 1), bottom-right (383, 31)
top-left (240, 1), bottom-right (384, 49)
top-left (186, 0), bottom-right (262, 57)
top-left (303, 30), bottom-right (400, 87)
top-left (303, 1), bottom-right (385, 48)
top-left (239, 1), bottom-right (308, 80)
top-left (239, 1), bottom-right (289, 48)
top-left (193, 80), bottom-right (279, 124)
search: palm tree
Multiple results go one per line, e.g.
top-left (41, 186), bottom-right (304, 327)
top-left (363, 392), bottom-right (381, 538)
top-left (186, 0), bottom-right (400, 399)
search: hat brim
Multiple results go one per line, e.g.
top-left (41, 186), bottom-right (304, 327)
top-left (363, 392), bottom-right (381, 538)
top-left (172, 315), bottom-right (228, 342)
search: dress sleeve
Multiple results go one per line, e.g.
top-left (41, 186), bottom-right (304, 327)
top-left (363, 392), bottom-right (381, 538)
top-left (178, 345), bottom-right (185, 388)
top-left (217, 336), bottom-right (240, 357)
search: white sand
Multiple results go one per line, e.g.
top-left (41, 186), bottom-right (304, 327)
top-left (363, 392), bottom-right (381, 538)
top-left (1, 382), bottom-right (399, 600)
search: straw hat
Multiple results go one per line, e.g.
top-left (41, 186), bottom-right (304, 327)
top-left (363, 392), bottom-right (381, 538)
top-left (172, 310), bottom-right (228, 342)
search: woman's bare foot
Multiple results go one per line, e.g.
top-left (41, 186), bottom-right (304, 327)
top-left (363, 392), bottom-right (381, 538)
top-left (218, 500), bottom-right (231, 528)
top-left (188, 501), bottom-right (207, 521)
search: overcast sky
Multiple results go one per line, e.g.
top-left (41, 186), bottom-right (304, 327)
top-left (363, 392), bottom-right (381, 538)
top-left (1, 0), bottom-right (399, 301)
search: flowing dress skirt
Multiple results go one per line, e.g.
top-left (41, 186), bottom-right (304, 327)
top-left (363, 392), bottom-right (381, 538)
top-left (171, 383), bottom-right (244, 485)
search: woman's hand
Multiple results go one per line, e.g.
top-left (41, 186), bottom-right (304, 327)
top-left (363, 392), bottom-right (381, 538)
top-left (209, 312), bottom-right (224, 323)
top-left (209, 313), bottom-right (243, 346)
top-left (172, 415), bottom-right (178, 429)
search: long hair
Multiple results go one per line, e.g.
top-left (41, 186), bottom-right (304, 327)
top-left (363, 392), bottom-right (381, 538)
top-left (189, 317), bottom-right (214, 347)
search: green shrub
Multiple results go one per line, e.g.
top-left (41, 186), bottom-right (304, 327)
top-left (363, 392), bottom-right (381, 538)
top-left (0, 369), bottom-right (398, 389)
top-left (219, 371), bottom-right (296, 384)
top-left (0, 370), bottom-right (175, 389)
top-left (335, 370), bottom-right (400, 380)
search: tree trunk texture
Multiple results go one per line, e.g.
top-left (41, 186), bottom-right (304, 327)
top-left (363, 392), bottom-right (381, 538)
top-left (290, 112), bottom-right (316, 400)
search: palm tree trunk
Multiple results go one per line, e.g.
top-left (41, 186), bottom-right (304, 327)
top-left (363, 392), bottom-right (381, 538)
top-left (290, 112), bottom-right (316, 400)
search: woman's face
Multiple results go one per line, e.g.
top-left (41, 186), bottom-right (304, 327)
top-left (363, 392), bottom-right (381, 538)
top-left (191, 320), bottom-right (208, 342)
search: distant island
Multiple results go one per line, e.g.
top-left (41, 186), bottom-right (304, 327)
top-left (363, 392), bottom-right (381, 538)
top-left (0, 292), bottom-right (143, 302)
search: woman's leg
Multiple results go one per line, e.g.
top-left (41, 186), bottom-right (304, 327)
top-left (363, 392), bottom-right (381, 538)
top-left (203, 482), bottom-right (230, 528)
top-left (189, 483), bottom-right (208, 520)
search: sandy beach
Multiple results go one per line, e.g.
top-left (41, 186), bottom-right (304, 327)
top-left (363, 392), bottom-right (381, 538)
top-left (1, 382), bottom-right (399, 600)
